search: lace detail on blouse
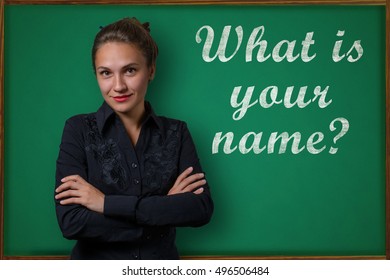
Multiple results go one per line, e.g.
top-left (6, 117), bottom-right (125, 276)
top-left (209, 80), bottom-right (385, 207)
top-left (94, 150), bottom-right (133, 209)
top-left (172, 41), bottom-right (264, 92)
top-left (142, 122), bottom-right (180, 194)
top-left (84, 115), bottom-right (127, 189)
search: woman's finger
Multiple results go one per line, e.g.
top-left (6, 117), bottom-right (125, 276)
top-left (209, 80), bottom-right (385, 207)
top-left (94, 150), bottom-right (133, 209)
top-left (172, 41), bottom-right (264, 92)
top-left (173, 167), bottom-right (193, 186)
top-left (193, 187), bottom-right (204, 195)
top-left (55, 180), bottom-right (80, 193)
top-left (61, 174), bottom-right (85, 183)
top-left (169, 167), bottom-right (194, 194)
top-left (55, 189), bottom-right (80, 200)
top-left (169, 175), bottom-right (206, 195)
top-left (177, 173), bottom-right (204, 190)
top-left (181, 179), bottom-right (206, 193)
top-left (59, 197), bottom-right (81, 205)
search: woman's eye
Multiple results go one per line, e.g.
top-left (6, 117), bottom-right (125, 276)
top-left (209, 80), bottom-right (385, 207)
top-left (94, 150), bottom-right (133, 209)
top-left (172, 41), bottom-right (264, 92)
top-left (99, 70), bottom-right (111, 77)
top-left (126, 68), bottom-right (136, 75)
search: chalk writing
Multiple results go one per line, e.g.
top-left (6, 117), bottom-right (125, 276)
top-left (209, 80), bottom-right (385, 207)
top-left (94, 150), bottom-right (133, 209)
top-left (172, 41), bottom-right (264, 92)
top-left (195, 25), bottom-right (361, 155)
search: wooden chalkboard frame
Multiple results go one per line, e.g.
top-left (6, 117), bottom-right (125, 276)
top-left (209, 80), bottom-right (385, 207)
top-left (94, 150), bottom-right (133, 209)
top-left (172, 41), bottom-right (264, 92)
top-left (0, 0), bottom-right (389, 260)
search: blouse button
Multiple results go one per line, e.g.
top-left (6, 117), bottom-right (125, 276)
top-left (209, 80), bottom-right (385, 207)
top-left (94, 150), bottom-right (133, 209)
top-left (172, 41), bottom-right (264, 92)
top-left (131, 163), bottom-right (138, 169)
top-left (133, 179), bottom-right (140, 185)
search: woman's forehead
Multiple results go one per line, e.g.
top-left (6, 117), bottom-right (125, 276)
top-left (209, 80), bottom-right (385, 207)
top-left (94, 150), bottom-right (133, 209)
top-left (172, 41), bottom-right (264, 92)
top-left (95, 42), bottom-right (147, 68)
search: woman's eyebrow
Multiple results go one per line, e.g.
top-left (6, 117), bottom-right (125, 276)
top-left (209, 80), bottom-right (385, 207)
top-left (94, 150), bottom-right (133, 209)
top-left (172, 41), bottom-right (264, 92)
top-left (121, 62), bottom-right (140, 69)
top-left (96, 63), bottom-right (140, 71)
top-left (96, 66), bottom-right (110, 71)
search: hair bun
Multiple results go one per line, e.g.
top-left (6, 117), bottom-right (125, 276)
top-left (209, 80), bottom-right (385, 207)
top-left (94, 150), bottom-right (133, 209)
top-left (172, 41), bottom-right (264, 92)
top-left (142, 22), bottom-right (151, 33)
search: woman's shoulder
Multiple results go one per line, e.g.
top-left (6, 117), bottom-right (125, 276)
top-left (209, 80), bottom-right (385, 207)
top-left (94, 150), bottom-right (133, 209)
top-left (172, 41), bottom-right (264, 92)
top-left (154, 114), bottom-right (189, 132)
top-left (63, 112), bottom-right (99, 134)
top-left (65, 112), bottom-right (96, 125)
top-left (146, 102), bottom-right (189, 132)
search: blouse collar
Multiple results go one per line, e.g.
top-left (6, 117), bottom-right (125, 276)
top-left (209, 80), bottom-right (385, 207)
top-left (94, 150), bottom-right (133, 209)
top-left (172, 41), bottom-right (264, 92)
top-left (96, 101), bottom-right (163, 134)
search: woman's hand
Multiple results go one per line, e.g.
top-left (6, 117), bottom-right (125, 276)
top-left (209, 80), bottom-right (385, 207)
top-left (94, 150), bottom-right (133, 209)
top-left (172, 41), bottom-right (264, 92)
top-left (168, 167), bottom-right (206, 196)
top-left (55, 175), bottom-right (105, 214)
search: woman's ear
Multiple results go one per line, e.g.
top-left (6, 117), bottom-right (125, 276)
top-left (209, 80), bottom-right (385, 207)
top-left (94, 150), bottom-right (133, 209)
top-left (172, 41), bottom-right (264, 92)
top-left (149, 64), bottom-right (156, 82)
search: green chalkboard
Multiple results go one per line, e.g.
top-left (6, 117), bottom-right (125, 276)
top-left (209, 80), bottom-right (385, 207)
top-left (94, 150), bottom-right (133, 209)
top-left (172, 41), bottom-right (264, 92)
top-left (2, 4), bottom-right (387, 258)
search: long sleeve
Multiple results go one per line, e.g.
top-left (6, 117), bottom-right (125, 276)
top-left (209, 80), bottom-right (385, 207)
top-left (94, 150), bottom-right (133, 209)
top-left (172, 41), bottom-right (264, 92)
top-left (135, 123), bottom-right (214, 226)
top-left (55, 117), bottom-right (142, 242)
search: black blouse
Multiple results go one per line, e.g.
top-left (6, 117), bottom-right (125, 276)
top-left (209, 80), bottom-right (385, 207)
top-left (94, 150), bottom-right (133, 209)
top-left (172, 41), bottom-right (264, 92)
top-left (55, 102), bottom-right (213, 259)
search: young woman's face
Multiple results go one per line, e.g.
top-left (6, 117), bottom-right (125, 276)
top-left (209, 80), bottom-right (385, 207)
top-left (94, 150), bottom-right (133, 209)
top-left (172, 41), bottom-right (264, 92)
top-left (94, 42), bottom-right (155, 118)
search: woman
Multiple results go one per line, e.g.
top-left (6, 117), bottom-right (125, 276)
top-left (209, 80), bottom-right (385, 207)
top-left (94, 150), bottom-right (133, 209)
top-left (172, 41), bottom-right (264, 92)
top-left (54, 18), bottom-right (213, 260)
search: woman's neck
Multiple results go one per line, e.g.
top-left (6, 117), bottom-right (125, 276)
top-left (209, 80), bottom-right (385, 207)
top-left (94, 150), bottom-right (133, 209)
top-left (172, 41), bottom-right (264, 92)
top-left (117, 104), bottom-right (146, 146)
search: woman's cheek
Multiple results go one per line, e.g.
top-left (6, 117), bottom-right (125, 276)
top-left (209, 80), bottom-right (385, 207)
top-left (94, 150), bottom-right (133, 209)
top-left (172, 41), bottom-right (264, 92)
top-left (98, 80), bottom-right (112, 96)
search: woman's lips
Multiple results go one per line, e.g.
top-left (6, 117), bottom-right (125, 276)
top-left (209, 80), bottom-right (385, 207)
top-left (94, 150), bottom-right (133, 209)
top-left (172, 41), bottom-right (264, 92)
top-left (113, 94), bottom-right (132, 102)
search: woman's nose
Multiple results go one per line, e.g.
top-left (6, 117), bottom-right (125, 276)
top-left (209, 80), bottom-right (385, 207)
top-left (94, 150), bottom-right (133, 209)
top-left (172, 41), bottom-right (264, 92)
top-left (113, 75), bottom-right (127, 92)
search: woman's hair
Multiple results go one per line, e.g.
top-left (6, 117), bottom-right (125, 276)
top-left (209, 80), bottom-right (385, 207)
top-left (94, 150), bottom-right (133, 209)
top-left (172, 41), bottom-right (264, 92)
top-left (92, 17), bottom-right (159, 72)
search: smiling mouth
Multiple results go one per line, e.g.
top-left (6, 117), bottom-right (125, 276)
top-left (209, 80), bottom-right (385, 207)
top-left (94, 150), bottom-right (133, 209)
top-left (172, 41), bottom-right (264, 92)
top-left (112, 94), bottom-right (132, 102)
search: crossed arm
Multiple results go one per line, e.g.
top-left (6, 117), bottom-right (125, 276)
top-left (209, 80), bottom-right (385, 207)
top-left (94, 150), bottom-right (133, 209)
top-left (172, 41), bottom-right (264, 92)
top-left (55, 166), bottom-right (207, 214)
